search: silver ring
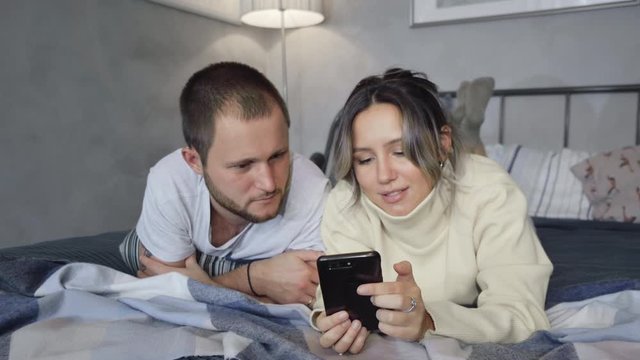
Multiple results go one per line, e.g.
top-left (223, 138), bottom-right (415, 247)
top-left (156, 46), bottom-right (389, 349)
top-left (403, 296), bottom-right (417, 313)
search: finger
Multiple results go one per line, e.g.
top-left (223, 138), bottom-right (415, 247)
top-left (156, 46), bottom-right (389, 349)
top-left (136, 270), bottom-right (149, 278)
top-left (303, 282), bottom-right (319, 301)
top-left (376, 308), bottom-right (415, 327)
top-left (289, 250), bottom-right (324, 262)
top-left (298, 287), bottom-right (317, 306)
top-left (348, 327), bottom-right (369, 354)
top-left (306, 263), bottom-right (320, 284)
top-left (306, 259), bottom-right (318, 271)
top-left (370, 293), bottom-right (407, 311)
top-left (318, 319), bottom-right (351, 348)
top-left (357, 281), bottom-right (402, 296)
top-left (332, 320), bottom-right (362, 354)
top-left (316, 311), bottom-right (349, 332)
top-left (393, 261), bottom-right (415, 283)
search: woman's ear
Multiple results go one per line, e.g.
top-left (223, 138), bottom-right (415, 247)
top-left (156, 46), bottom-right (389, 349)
top-left (439, 125), bottom-right (453, 155)
top-left (181, 147), bottom-right (204, 175)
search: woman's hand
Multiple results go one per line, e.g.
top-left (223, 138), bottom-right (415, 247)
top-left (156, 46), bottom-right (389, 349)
top-left (357, 261), bottom-right (434, 341)
top-left (315, 310), bottom-right (370, 354)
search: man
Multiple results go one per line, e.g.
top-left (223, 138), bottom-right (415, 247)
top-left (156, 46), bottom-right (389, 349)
top-left (119, 62), bottom-right (329, 305)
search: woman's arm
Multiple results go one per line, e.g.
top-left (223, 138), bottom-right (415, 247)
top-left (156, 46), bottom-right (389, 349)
top-left (425, 181), bottom-right (552, 343)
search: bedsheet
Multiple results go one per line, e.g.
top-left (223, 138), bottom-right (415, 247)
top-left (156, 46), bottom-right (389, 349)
top-left (533, 217), bottom-right (640, 309)
top-left (2, 258), bottom-right (640, 360)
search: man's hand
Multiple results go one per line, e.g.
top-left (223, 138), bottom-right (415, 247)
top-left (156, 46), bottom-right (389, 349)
top-left (250, 250), bottom-right (322, 305)
top-left (139, 253), bottom-right (216, 286)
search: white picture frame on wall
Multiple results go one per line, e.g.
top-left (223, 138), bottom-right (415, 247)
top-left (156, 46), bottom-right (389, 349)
top-left (411, 0), bottom-right (640, 27)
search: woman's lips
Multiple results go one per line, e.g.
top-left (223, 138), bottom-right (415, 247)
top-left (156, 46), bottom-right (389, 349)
top-left (380, 187), bottom-right (408, 204)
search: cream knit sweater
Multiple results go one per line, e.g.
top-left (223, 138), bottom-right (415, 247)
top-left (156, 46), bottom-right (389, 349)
top-left (315, 154), bottom-right (552, 343)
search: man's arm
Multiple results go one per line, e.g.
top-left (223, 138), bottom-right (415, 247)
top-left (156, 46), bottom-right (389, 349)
top-left (137, 241), bottom-right (321, 305)
top-left (137, 243), bottom-right (216, 286)
top-left (215, 250), bottom-right (321, 305)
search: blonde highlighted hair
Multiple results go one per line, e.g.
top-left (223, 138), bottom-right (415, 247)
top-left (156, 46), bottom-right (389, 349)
top-left (331, 68), bottom-right (463, 201)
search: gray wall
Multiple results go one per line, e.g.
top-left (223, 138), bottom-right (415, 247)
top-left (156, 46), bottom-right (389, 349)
top-left (1, 0), bottom-right (639, 248)
top-left (0, 0), bottom-right (267, 248)
top-left (281, 0), bottom-right (640, 158)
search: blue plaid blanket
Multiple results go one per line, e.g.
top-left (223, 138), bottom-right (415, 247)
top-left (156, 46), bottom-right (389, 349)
top-left (2, 258), bottom-right (639, 359)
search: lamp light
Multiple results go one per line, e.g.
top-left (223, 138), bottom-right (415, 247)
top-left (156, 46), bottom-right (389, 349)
top-left (241, 0), bottom-right (324, 103)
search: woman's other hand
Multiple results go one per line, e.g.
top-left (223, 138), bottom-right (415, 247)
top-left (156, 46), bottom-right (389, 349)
top-left (357, 261), bottom-right (434, 341)
top-left (316, 310), bottom-right (370, 354)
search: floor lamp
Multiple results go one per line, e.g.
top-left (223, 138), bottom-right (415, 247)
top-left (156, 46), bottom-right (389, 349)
top-left (241, 0), bottom-right (324, 104)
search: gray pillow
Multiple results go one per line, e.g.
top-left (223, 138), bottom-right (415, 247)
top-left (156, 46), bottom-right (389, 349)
top-left (0, 231), bottom-right (131, 275)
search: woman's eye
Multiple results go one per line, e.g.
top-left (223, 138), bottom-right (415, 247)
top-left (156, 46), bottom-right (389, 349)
top-left (393, 151), bottom-right (405, 157)
top-left (356, 158), bottom-right (372, 165)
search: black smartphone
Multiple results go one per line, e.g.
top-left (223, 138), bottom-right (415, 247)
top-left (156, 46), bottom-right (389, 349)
top-left (317, 251), bottom-right (383, 331)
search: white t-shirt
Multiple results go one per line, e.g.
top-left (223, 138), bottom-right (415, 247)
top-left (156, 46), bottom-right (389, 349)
top-left (136, 149), bottom-right (330, 263)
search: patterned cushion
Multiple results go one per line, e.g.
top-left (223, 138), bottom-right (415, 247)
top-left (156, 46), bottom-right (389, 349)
top-left (570, 146), bottom-right (640, 223)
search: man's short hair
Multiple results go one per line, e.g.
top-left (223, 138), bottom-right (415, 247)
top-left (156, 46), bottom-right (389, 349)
top-left (179, 62), bottom-right (289, 165)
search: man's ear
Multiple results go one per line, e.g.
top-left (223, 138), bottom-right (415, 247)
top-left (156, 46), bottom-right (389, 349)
top-left (181, 147), bottom-right (204, 175)
top-left (440, 125), bottom-right (453, 155)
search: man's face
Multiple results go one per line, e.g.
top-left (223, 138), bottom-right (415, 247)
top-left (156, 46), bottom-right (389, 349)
top-left (201, 106), bottom-right (290, 224)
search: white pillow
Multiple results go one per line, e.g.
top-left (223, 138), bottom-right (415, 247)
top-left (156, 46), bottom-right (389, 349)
top-left (485, 144), bottom-right (592, 220)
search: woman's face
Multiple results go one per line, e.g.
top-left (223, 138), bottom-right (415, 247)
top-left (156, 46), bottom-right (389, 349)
top-left (352, 103), bottom-right (434, 216)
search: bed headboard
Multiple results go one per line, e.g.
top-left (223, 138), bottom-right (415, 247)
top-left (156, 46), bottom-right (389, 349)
top-left (441, 83), bottom-right (640, 153)
top-left (313, 83), bottom-right (640, 174)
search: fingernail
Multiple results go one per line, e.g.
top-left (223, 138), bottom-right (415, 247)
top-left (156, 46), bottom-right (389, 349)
top-left (356, 285), bottom-right (365, 294)
top-left (351, 320), bottom-right (361, 329)
top-left (338, 311), bottom-right (349, 320)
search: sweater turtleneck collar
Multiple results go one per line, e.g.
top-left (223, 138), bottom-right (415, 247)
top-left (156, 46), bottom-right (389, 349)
top-left (360, 162), bottom-right (454, 250)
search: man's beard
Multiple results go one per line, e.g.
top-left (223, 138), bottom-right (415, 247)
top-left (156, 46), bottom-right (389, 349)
top-left (203, 172), bottom-right (287, 224)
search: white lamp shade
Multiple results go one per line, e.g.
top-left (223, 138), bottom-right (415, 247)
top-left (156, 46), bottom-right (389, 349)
top-left (241, 0), bottom-right (324, 28)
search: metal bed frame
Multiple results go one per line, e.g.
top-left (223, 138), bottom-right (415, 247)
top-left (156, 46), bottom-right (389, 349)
top-left (440, 83), bottom-right (640, 148)
top-left (313, 83), bottom-right (640, 174)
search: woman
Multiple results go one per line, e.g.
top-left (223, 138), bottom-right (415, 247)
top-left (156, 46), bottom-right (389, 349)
top-left (312, 68), bottom-right (552, 355)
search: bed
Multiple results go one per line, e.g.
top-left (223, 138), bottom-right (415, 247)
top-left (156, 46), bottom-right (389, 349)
top-left (1, 83), bottom-right (640, 360)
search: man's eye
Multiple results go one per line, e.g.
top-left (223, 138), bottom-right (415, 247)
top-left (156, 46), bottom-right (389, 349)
top-left (270, 151), bottom-right (287, 162)
top-left (233, 162), bottom-right (252, 170)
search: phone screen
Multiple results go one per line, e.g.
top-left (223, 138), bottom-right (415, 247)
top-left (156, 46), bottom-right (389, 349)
top-left (317, 251), bottom-right (382, 331)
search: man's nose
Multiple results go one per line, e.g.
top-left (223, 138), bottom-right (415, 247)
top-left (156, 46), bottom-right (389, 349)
top-left (255, 163), bottom-right (276, 192)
